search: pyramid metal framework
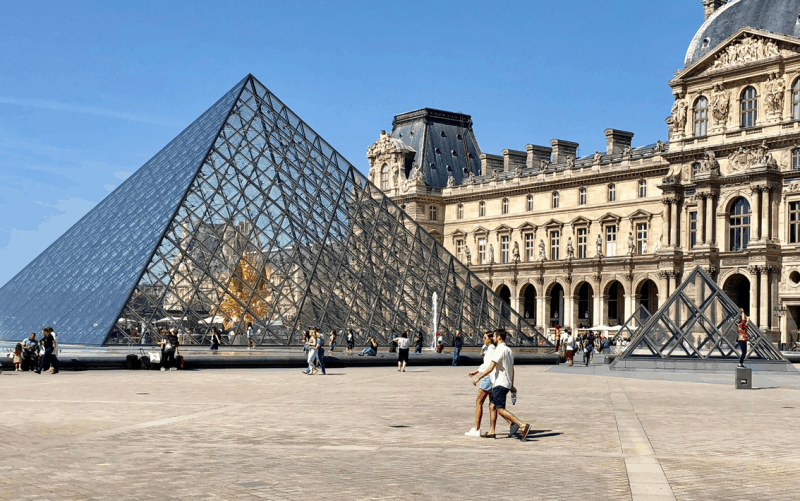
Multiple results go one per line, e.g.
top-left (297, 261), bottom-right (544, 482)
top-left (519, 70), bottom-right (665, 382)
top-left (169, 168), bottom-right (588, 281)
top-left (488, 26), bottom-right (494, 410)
top-left (0, 74), bottom-right (551, 349)
top-left (614, 267), bottom-right (786, 363)
top-left (611, 304), bottom-right (652, 346)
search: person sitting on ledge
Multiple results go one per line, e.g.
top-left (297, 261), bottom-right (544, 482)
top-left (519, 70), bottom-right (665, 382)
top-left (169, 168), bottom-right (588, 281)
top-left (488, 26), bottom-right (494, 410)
top-left (359, 336), bottom-right (378, 356)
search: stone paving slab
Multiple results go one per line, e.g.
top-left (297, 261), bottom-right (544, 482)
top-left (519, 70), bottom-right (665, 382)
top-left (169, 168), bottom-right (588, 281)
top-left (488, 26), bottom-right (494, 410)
top-left (1, 364), bottom-right (799, 500)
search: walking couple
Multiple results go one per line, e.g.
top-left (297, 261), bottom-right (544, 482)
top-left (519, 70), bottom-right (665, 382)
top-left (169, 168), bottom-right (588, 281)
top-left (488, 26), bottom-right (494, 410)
top-left (303, 328), bottom-right (326, 375)
top-left (466, 329), bottom-right (531, 441)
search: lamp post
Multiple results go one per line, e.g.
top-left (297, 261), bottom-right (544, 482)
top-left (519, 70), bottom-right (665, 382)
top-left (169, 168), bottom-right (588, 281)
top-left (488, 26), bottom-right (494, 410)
top-left (774, 303), bottom-right (787, 350)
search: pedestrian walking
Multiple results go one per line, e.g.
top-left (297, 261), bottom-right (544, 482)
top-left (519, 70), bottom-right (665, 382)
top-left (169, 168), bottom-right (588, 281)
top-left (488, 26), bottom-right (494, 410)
top-left (315, 328), bottom-right (327, 375)
top-left (564, 328), bottom-right (575, 367)
top-left (210, 328), bottom-right (221, 351)
top-left (329, 329), bottom-right (337, 352)
top-left (346, 329), bottom-right (355, 355)
top-left (414, 330), bottom-right (424, 353)
top-left (35, 327), bottom-right (58, 374)
top-left (583, 332), bottom-right (594, 366)
top-left (303, 330), bottom-right (318, 374)
top-left (452, 331), bottom-right (463, 366)
top-left (465, 332), bottom-right (495, 437)
top-left (471, 329), bottom-right (531, 441)
top-left (395, 332), bottom-right (410, 371)
top-left (246, 322), bottom-right (255, 349)
top-left (737, 308), bottom-right (749, 368)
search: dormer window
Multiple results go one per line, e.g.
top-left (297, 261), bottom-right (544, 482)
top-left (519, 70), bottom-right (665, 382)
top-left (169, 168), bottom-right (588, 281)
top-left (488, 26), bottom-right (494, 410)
top-left (435, 148), bottom-right (441, 154)
top-left (430, 162), bottom-right (436, 170)
top-left (440, 131), bottom-right (446, 137)
top-left (457, 134), bottom-right (463, 140)
top-left (451, 150), bottom-right (457, 157)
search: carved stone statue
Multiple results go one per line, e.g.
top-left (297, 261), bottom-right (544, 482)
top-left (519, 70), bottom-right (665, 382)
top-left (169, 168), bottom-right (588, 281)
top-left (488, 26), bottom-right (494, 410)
top-left (467, 172), bottom-right (476, 184)
top-left (596, 234), bottom-right (603, 256)
top-left (698, 150), bottom-right (719, 173)
top-left (538, 239), bottom-right (547, 261)
top-left (513, 165), bottom-right (522, 177)
top-left (512, 241), bottom-right (520, 263)
top-left (446, 175), bottom-right (455, 187)
top-left (652, 235), bottom-right (662, 254)
top-left (463, 245), bottom-right (471, 266)
top-left (710, 84), bottom-right (731, 125)
top-left (765, 73), bottom-right (786, 115)
top-left (565, 156), bottom-right (575, 169)
top-left (593, 151), bottom-right (603, 164)
top-left (488, 244), bottom-right (495, 264)
top-left (711, 36), bottom-right (782, 71)
top-left (411, 167), bottom-right (424, 182)
top-left (623, 146), bottom-right (633, 159)
top-left (566, 237), bottom-right (575, 259)
top-left (670, 96), bottom-right (689, 132)
top-left (539, 159), bottom-right (549, 170)
top-left (728, 141), bottom-right (776, 172)
top-left (654, 140), bottom-right (667, 153)
top-left (627, 231), bottom-right (635, 255)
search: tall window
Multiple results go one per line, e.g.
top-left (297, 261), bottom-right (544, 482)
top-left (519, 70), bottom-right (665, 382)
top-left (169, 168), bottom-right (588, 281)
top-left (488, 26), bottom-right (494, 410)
top-left (457, 204), bottom-right (464, 219)
top-left (793, 78), bottom-right (800, 120)
top-left (636, 223), bottom-right (648, 255)
top-left (690, 211), bottom-right (697, 249)
top-left (577, 228), bottom-right (587, 259)
top-left (606, 225), bottom-right (617, 257)
top-left (694, 96), bottom-right (708, 137)
top-left (741, 86), bottom-right (758, 128)
top-left (429, 205), bottom-right (437, 221)
top-left (502, 198), bottom-right (509, 215)
top-left (790, 202), bottom-right (800, 244)
top-left (526, 194), bottom-right (533, 211)
top-left (552, 192), bottom-right (559, 208)
top-left (550, 231), bottom-right (560, 260)
top-left (608, 184), bottom-right (616, 202)
top-left (525, 233), bottom-right (535, 261)
top-left (793, 149), bottom-right (800, 171)
top-left (579, 188), bottom-right (587, 205)
top-left (729, 197), bottom-right (750, 251)
top-left (501, 236), bottom-right (509, 264)
top-left (693, 162), bottom-right (702, 178)
top-left (380, 164), bottom-right (389, 190)
top-left (478, 238), bottom-right (487, 264)
top-left (479, 201), bottom-right (486, 217)
top-left (455, 239), bottom-right (465, 261)
top-left (638, 180), bottom-right (647, 198)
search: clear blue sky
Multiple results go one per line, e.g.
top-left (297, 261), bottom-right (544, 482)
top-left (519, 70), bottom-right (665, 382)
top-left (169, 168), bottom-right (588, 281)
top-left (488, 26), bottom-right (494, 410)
top-left (0, 0), bottom-right (704, 287)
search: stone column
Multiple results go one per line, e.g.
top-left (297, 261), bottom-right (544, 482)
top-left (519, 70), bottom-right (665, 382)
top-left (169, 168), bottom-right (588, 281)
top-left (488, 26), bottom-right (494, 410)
top-left (706, 194), bottom-right (715, 246)
top-left (536, 283), bottom-right (545, 329)
top-left (670, 198), bottom-right (679, 248)
top-left (748, 268), bottom-right (759, 324)
top-left (672, 272), bottom-right (682, 325)
top-left (659, 272), bottom-right (670, 307)
top-left (762, 187), bottom-right (771, 241)
top-left (569, 294), bottom-right (579, 329)
top-left (697, 194), bottom-right (706, 245)
top-left (751, 188), bottom-right (762, 243)
top-left (760, 268), bottom-right (769, 330)
top-left (662, 199), bottom-right (671, 247)
top-left (593, 286), bottom-right (602, 327)
top-left (770, 267), bottom-right (779, 331)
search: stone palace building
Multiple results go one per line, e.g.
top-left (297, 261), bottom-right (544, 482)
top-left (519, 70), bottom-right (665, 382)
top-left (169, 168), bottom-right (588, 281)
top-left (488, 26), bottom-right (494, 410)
top-left (367, 0), bottom-right (800, 347)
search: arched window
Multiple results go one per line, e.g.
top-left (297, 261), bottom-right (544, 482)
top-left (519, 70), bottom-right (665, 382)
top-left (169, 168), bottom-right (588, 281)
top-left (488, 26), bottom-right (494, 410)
top-left (729, 197), bottom-right (751, 251)
top-left (526, 194), bottom-right (533, 211)
top-left (694, 96), bottom-right (708, 136)
top-left (552, 192), bottom-right (559, 209)
top-left (608, 184), bottom-right (616, 202)
top-left (457, 204), bottom-right (464, 219)
top-left (579, 188), bottom-right (587, 205)
top-left (502, 198), bottom-right (509, 215)
top-left (380, 164), bottom-right (389, 190)
top-left (478, 201), bottom-right (486, 217)
top-left (741, 87), bottom-right (758, 128)
top-left (638, 180), bottom-right (647, 198)
top-left (793, 78), bottom-right (800, 120)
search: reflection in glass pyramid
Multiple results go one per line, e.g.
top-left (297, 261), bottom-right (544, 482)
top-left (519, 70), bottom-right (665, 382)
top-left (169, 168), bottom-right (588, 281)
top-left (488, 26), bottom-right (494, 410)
top-left (0, 75), bottom-right (551, 349)
top-left (613, 267), bottom-right (787, 365)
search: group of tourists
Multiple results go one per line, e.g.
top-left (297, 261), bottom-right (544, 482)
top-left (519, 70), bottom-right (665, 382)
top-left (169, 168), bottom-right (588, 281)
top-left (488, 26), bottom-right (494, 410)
top-left (10, 327), bottom-right (59, 374)
top-left (549, 326), bottom-right (611, 367)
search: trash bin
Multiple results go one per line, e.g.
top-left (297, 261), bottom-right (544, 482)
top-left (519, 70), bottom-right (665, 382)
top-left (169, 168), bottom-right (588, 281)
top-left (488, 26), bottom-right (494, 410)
top-left (735, 367), bottom-right (752, 389)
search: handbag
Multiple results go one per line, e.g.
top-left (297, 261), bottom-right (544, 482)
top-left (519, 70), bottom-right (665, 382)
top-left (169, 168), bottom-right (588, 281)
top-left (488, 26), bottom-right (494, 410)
top-left (148, 351), bottom-right (161, 364)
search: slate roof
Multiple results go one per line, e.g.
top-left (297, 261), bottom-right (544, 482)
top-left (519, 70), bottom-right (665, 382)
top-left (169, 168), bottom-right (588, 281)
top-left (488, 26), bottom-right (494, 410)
top-left (685, 0), bottom-right (800, 67)
top-left (390, 108), bottom-right (482, 188)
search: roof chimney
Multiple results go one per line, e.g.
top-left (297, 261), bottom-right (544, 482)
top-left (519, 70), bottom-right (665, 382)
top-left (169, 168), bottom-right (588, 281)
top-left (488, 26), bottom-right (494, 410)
top-left (525, 144), bottom-right (553, 168)
top-left (549, 139), bottom-right (579, 164)
top-left (702, 0), bottom-right (726, 21)
top-left (604, 129), bottom-right (634, 156)
top-left (502, 149), bottom-right (527, 172)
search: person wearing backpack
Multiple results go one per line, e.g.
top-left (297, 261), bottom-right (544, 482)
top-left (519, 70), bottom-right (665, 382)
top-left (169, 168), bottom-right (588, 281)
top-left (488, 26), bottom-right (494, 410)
top-left (583, 332), bottom-right (594, 366)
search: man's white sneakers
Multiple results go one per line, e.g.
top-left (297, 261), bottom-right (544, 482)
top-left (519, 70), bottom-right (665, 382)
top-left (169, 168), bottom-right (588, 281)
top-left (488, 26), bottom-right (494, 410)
top-left (464, 428), bottom-right (481, 437)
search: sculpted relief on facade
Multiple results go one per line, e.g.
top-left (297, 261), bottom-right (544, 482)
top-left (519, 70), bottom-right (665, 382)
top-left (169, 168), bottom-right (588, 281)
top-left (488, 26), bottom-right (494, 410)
top-left (710, 84), bottom-right (730, 125)
top-left (710, 35), bottom-right (782, 71)
top-left (726, 140), bottom-right (779, 173)
top-left (764, 72), bottom-right (786, 115)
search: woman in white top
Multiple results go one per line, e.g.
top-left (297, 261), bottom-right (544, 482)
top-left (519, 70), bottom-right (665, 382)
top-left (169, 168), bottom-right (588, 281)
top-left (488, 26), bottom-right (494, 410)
top-left (465, 332), bottom-right (495, 437)
top-left (564, 328), bottom-right (575, 367)
top-left (396, 331), bottom-right (410, 372)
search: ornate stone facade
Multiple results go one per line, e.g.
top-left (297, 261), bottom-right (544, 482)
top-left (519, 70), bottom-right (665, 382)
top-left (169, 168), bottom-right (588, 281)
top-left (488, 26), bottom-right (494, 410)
top-left (370, 3), bottom-right (800, 348)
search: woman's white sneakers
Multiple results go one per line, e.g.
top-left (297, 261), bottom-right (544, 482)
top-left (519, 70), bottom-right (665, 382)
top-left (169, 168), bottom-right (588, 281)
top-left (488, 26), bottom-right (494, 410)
top-left (464, 428), bottom-right (481, 437)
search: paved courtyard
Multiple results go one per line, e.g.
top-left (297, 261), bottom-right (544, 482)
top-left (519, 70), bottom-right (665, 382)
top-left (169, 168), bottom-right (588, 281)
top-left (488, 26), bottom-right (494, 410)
top-left (1, 363), bottom-right (800, 500)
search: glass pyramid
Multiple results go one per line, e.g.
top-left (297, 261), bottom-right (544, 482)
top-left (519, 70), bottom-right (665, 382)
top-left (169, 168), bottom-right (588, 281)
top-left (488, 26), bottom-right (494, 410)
top-left (611, 304), bottom-right (651, 348)
top-left (0, 75), bottom-right (551, 349)
top-left (613, 266), bottom-right (786, 363)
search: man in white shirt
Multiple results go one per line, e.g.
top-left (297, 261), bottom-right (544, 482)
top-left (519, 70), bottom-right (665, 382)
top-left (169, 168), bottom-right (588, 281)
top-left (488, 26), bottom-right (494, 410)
top-left (472, 329), bottom-right (531, 441)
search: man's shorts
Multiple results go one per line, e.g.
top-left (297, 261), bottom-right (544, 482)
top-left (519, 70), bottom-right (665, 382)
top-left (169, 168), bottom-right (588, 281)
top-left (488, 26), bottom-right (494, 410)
top-left (479, 375), bottom-right (492, 392)
top-left (490, 385), bottom-right (510, 409)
